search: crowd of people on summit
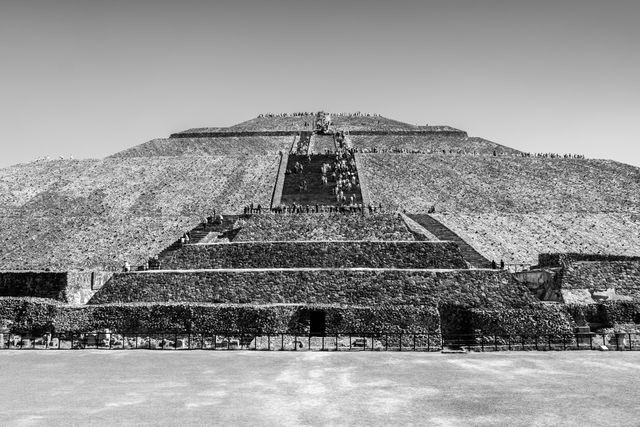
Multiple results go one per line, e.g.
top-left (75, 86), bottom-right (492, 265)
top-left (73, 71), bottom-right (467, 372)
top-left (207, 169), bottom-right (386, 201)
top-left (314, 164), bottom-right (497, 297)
top-left (258, 112), bottom-right (382, 118)
top-left (356, 146), bottom-right (586, 158)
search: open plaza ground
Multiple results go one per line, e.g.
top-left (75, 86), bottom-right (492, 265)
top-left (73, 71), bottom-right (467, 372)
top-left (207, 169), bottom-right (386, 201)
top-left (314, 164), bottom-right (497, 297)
top-left (1, 351), bottom-right (639, 426)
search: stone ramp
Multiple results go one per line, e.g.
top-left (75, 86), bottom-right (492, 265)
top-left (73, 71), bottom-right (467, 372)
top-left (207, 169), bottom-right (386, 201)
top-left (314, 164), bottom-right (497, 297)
top-left (408, 214), bottom-right (492, 268)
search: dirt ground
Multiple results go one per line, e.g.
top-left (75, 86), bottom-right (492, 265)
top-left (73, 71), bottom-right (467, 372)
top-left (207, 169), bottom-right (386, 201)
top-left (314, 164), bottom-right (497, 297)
top-left (1, 350), bottom-right (639, 426)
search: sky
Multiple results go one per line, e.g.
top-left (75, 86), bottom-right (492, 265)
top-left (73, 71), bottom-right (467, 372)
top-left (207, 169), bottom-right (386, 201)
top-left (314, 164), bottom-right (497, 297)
top-left (0, 0), bottom-right (638, 168)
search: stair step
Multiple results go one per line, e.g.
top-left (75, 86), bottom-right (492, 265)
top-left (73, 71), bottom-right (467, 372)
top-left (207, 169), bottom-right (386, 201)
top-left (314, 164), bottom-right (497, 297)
top-left (407, 214), bottom-right (492, 268)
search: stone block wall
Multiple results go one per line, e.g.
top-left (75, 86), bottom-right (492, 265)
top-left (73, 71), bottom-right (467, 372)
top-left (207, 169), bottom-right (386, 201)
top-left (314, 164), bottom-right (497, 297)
top-left (0, 298), bottom-right (441, 334)
top-left (159, 241), bottom-right (466, 270)
top-left (0, 271), bottom-right (107, 304)
top-left (557, 261), bottom-right (640, 300)
top-left (0, 272), bottom-right (68, 301)
top-left (539, 253), bottom-right (640, 268)
top-left (469, 304), bottom-right (575, 337)
top-left (88, 269), bottom-right (537, 308)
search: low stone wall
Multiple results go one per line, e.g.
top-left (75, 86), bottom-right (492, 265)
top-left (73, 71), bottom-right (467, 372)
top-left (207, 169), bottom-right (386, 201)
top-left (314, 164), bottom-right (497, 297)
top-left (159, 241), bottom-right (466, 270)
top-left (0, 298), bottom-right (441, 334)
top-left (513, 270), bottom-right (561, 301)
top-left (270, 153), bottom-right (288, 209)
top-left (0, 272), bottom-right (68, 301)
top-left (66, 272), bottom-right (112, 304)
top-left (89, 269), bottom-right (537, 308)
top-left (170, 131), bottom-right (300, 138)
top-left (349, 130), bottom-right (467, 137)
top-left (538, 253), bottom-right (640, 268)
top-left (566, 301), bottom-right (640, 329)
top-left (353, 153), bottom-right (371, 207)
top-left (469, 304), bottom-right (575, 337)
top-left (558, 261), bottom-right (640, 300)
top-left (170, 130), bottom-right (468, 138)
top-left (0, 271), bottom-right (108, 304)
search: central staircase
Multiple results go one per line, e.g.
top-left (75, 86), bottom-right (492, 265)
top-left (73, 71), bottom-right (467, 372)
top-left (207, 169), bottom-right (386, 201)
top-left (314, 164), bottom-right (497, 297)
top-left (309, 134), bottom-right (337, 154)
top-left (281, 154), bottom-right (353, 206)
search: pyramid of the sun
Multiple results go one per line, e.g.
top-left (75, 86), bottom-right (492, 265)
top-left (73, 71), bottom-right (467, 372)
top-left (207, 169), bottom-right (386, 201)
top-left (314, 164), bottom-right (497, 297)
top-left (0, 112), bottom-right (639, 339)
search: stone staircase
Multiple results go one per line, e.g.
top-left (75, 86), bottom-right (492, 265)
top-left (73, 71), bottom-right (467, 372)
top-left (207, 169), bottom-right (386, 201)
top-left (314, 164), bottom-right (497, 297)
top-left (310, 134), bottom-right (336, 154)
top-left (291, 131), bottom-right (312, 154)
top-left (280, 155), bottom-right (362, 206)
top-left (156, 215), bottom-right (242, 261)
top-left (407, 214), bottom-right (492, 268)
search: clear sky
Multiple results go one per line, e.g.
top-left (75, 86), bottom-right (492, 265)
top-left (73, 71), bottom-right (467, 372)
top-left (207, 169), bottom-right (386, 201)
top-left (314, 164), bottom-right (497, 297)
top-left (1, 0), bottom-right (638, 168)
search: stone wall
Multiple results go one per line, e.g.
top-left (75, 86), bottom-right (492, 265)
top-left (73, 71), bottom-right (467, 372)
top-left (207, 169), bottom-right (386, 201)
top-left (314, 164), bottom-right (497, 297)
top-left (234, 213), bottom-right (416, 242)
top-left (65, 272), bottom-right (111, 304)
top-left (0, 298), bottom-right (441, 334)
top-left (159, 241), bottom-right (466, 270)
top-left (469, 304), bottom-right (575, 337)
top-left (557, 261), bottom-right (640, 300)
top-left (538, 253), bottom-right (640, 268)
top-left (89, 269), bottom-right (537, 308)
top-left (565, 301), bottom-right (640, 331)
top-left (270, 153), bottom-right (288, 208)
top-left (0, 271), bottom-right (106, 304)
top-left (0, 272), bottom-right (68, 301)
top-left (513, 270), bottom-right (562, 301)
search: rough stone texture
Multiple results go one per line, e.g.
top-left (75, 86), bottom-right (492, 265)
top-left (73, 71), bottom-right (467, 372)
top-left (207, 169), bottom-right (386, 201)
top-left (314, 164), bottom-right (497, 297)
top-left (432, 213), bottom-right (640, 265)
top-left (173, 114), bottom-right (440, 134)
top-left (0, 155), bottom-right (279, 270)
top-left (513, 270), bottom-right (562, 301)
top-left (110, 136), bottom-right (293, 158)
top-left (88, 269), bottom-right (537, 308)
top-left (359, 154), bottom-right (640, 214)
top-left (0, 298), bottom-right (441, 334)
top-left (270, 154), bottom-right (288, 208)
top-left (566, 301), bottom-right (640, 331)
top-left (539, 253), bottom-right (640, 268)
top-left (0, 273), bottom-right (68, 301)
top-left (558, 261), bottom-right (640, 300)
top-left (398, 213), bottom-right (438, 241)
top-left (234, 213), bottom-right (415, 241)
top-left (350, 135), bottom-right (519, 155)
top-left (0, 271), bottom-right (104, 304)
top-left (469, 304), bottom-right (576, 337)
top-left (160, 241), bottom-right (465, 270)
top-left (353, 153), bottom-right (372, 207)
top-left (65, 271), bottom-right (111, 304)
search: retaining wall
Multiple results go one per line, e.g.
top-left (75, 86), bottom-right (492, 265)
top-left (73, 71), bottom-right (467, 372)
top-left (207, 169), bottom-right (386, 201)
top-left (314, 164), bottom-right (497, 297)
top-left (0, 298), bottom-right (441, 334)
top-left (159, 241), bottom-right (466, 270)
top-left (0, 271), bottom-right (110, 304)
top-left (558, 261), bottom-right (640, 300)
top-left (538, 253), bottom-right (640, 268)
top-left (88, 268), bottom-right (537, 308)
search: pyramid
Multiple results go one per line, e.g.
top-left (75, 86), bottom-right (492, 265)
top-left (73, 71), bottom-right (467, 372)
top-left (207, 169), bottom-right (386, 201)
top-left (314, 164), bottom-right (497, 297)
top-left (1, 111), bottom-right (639, 347)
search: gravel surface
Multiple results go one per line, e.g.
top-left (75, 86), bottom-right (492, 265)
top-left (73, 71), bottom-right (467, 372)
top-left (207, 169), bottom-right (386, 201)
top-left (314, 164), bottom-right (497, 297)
top-left (1, 351), bottom-right (639, 426)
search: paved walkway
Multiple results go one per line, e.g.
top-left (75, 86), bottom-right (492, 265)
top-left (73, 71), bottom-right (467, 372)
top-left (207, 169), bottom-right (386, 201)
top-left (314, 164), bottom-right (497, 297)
top-left (1, 351), bottom-right (639, 426)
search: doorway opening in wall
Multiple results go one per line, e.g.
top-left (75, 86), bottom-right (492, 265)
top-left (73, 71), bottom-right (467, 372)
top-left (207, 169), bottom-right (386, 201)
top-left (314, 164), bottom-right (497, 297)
top-left (309, 310), bottom-right (326, 336)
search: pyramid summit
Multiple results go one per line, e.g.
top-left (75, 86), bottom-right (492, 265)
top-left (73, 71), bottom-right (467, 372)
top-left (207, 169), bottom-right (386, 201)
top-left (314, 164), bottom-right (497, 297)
top-left (1, 111), bottom-right (639, 347)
